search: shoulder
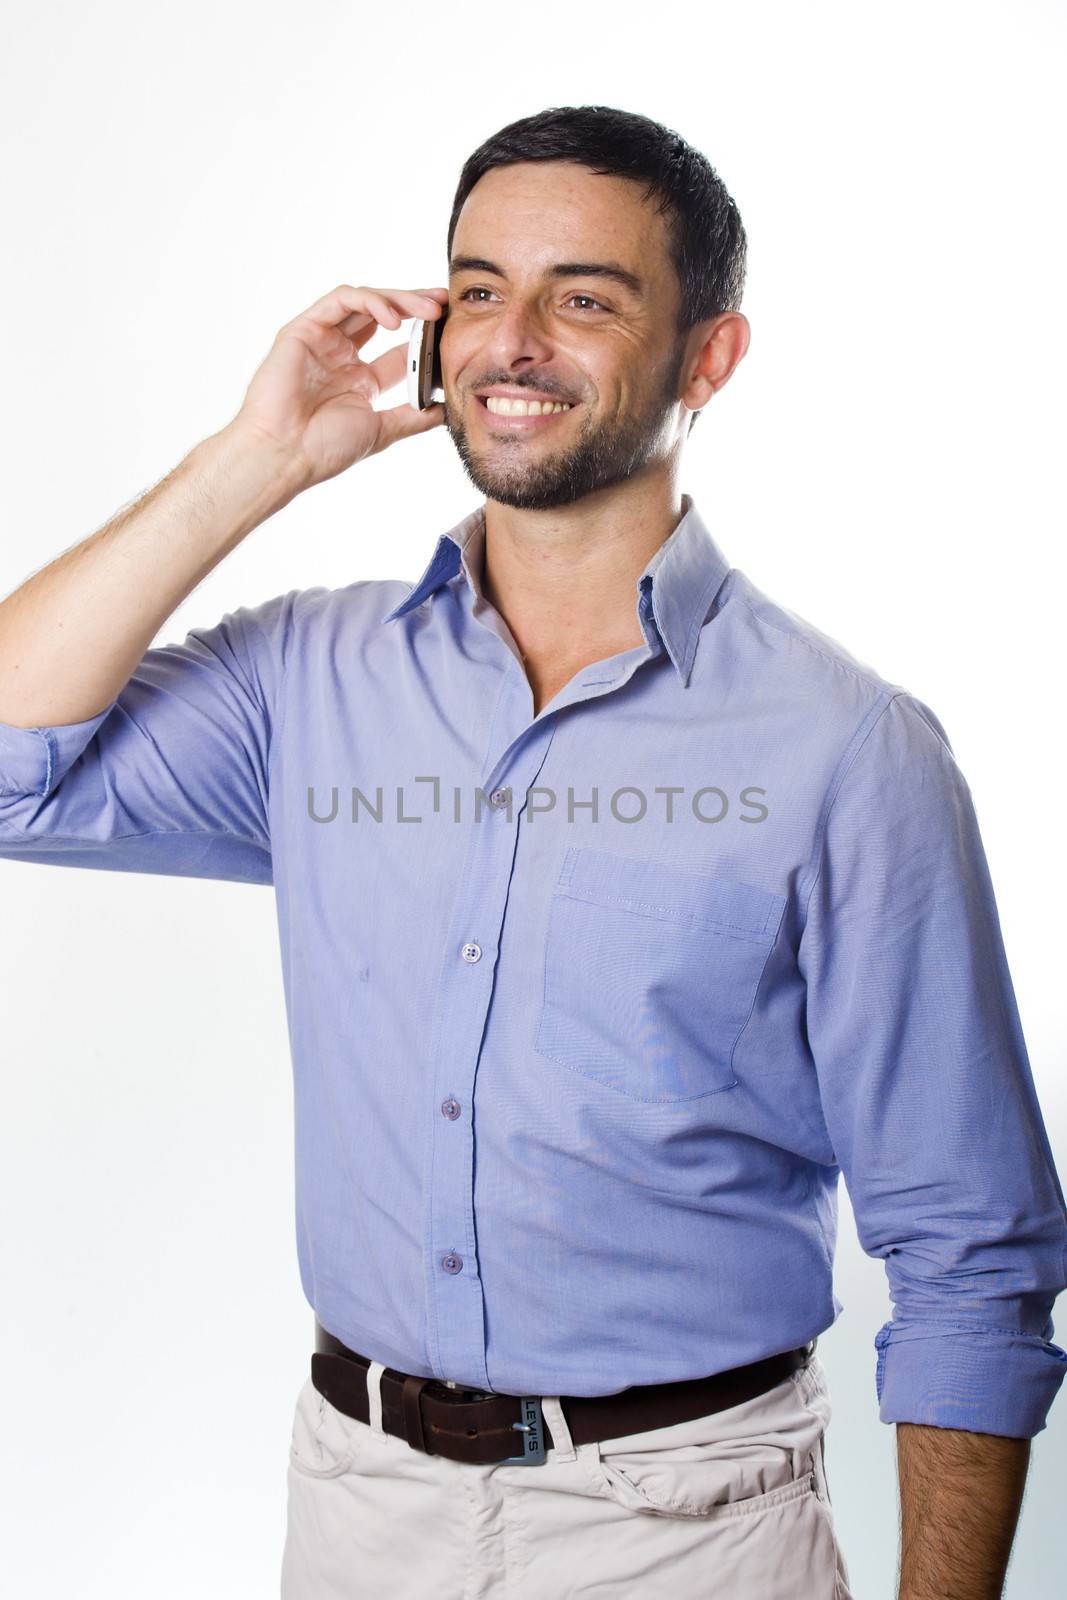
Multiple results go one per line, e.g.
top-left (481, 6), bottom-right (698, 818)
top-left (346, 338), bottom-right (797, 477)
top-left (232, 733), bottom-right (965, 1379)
top-left (723, 569), bottom-right (902, 695)
top-left (719, 569), bottom-right (954, 755)
top-left (230, 577), bottom-right (416, 654)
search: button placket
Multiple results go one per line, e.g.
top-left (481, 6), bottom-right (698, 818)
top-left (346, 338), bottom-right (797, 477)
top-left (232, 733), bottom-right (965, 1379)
top-left (423, 712), bottom-right (558, 1389)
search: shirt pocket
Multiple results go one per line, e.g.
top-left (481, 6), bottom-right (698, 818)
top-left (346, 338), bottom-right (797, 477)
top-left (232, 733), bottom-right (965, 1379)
top-left (535, 845), bottom-right (786, 1103)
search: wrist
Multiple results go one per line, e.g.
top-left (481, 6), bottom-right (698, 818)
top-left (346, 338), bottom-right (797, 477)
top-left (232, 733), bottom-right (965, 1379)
top-left (211, 417), bottom-right (313, 507)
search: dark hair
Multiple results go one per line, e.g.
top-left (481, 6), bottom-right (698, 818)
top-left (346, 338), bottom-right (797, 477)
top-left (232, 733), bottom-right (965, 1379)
top-left (447, 105), bottom-right (747, 433)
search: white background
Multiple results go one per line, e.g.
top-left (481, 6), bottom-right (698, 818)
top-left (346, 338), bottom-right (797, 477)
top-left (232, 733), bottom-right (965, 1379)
top-left (1, 2), bottom-right (1064, 1594)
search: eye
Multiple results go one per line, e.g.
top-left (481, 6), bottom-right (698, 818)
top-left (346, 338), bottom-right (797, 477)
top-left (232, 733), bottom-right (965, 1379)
top-left (456, 287), bottom-right (610, 313)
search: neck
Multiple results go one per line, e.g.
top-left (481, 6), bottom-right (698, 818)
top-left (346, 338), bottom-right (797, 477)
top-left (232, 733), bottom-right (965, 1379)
top-left (479, 468), bottom-right (685, 673)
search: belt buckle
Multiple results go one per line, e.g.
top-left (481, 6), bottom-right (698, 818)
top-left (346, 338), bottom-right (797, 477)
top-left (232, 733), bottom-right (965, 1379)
top-left (503, 1395), bottom-right (546, 1465)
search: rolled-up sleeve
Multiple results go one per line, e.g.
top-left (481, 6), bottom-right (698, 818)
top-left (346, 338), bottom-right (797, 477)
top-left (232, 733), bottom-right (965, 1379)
top-left (799, 690), bottom-right (1067, 1438)
top-left (0, 589), bottom-right (297, 885)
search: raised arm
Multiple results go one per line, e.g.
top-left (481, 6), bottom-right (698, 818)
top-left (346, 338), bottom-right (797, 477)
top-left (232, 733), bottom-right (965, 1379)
top-left (0, 283), bottom-right (447, 880)
top-left (0, 282), bottom-right (447, 730)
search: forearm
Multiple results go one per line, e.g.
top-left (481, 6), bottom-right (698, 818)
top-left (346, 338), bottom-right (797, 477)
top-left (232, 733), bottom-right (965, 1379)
top-left (896, 1421), bottom-right (1030, 1599)
top-left (0, 420), bottom-right (305, 727)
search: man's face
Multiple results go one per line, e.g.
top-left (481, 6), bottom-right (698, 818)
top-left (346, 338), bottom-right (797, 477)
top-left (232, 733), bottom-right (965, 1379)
top-left (441, 161), bottom-right (691, 511)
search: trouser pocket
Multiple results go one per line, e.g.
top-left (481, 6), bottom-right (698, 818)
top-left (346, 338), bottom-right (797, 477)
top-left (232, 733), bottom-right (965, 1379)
top-left (588, 1367), bottom-right (827, 1520)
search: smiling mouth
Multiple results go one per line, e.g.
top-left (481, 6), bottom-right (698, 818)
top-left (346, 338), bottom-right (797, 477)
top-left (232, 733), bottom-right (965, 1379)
top-left (476, 395), bottom-right (576, 426)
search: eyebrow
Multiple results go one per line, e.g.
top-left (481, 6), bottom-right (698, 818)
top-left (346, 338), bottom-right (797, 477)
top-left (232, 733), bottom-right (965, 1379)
top-left (448, 255), bottom-right (644, 298)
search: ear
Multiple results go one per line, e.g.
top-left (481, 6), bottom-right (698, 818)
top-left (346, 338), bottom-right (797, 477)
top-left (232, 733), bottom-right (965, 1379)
top-left (681, 312), bottom-right (751, 408)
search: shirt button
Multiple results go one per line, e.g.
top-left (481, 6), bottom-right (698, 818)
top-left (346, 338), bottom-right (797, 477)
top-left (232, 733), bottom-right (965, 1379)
top-left (461, 942), bottom-right (482, 963)
top-left (442, 1252), bottom-right (463, 1274)
top-left (489, 787), bottom-right (511, 809)
top-left (441, 1097), bottom-right (461, 1120)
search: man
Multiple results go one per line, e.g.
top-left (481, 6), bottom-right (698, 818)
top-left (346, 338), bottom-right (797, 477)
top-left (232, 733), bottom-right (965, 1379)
top-left (1, 104), bottom-right (1064, 1599)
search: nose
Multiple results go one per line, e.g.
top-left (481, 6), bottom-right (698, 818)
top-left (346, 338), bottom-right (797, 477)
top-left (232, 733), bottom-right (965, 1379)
top-left (482, 298), bottom-right (556, 371)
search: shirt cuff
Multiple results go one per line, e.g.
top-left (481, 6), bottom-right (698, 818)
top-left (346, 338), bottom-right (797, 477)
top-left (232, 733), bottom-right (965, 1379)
top-left (0, 705), bottom-right (116, 799)
top-left (874, 1317), bottom-right (1067, 1438)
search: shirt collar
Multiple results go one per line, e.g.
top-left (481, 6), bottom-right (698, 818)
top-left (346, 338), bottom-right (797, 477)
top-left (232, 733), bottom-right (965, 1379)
top-left (378, 492), bottom-right (730, 688)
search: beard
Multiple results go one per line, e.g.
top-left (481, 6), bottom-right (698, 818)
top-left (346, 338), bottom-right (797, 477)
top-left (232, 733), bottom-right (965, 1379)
top-left (443, 339), bottom-right (687, 512)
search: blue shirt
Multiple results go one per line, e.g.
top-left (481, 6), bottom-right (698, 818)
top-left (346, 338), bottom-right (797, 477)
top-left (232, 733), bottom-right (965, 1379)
top-left (2, 492), bottom-right (1065, 1438)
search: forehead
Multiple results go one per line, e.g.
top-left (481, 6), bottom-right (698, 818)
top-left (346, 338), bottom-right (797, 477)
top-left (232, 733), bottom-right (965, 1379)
top-left (452, 161), bottom-right (669, 271)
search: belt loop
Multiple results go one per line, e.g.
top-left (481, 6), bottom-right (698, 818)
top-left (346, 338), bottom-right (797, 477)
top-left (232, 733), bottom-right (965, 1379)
top-left (401, 1374), bottom-right (430, 1453)
top-left (540, 1397), bottom-right (576, 1462)
top-left (366, 1360), bottom-right (386, 1435)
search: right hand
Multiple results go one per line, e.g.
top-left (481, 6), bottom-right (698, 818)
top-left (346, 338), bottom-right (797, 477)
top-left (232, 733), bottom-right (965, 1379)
top-left (230, 284), bottom-right (448, 489)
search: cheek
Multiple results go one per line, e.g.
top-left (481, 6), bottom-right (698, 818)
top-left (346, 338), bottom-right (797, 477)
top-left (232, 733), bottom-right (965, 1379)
top-left (584, 336), bottom-right (649, 403)
top-left (442, 320), bottom-right (484, 370)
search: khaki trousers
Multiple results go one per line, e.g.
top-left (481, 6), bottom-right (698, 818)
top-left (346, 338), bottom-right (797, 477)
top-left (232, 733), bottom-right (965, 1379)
top-left (280, 1348), bottom-right (854, 1598)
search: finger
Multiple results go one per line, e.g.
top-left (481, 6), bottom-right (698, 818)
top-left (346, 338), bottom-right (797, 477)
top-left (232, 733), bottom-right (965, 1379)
top-left (374, 399), bottom-right (446, 454)
top-left (337, 291), bottom-right (445, 341)
top-left (293, 285), bottom-right (395, 336)
top-left (288, 289), bottom-right (441, 376)
top-left (334, 313), bottom-right (426, 364)
top-left (287, 286), bottom-right (442, 349)
top-left (324, 333), bottom-right (422, 404)
top-left (326, 340), bottom-right (428, 407)
top-left (345, 317), bottom-right (389, 356)
top-left (318, 338), bottom-right (434, 409)
top-left (342, 289), bottom-right (442, 355)
top-left (362, 341), bottom-right (418, 395)
top-left (331, 286), bottom-right (445, 338)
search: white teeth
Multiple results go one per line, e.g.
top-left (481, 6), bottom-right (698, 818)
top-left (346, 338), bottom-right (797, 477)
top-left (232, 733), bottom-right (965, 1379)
top-left (484, 396), bottom-right (573, 416)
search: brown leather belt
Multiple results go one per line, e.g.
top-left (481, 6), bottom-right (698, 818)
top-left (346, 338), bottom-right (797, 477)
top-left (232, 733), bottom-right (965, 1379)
top-left (311, 1317), bottom-right (816, 1468)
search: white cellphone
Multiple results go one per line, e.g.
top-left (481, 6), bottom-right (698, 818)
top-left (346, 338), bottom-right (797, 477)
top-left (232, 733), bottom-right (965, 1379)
top-left (407, 301), bottom-right (447, 411)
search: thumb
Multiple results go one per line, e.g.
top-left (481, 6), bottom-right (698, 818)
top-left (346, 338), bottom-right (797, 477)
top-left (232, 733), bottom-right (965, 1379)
top-left (375, 400), bottom-right (445, 453)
